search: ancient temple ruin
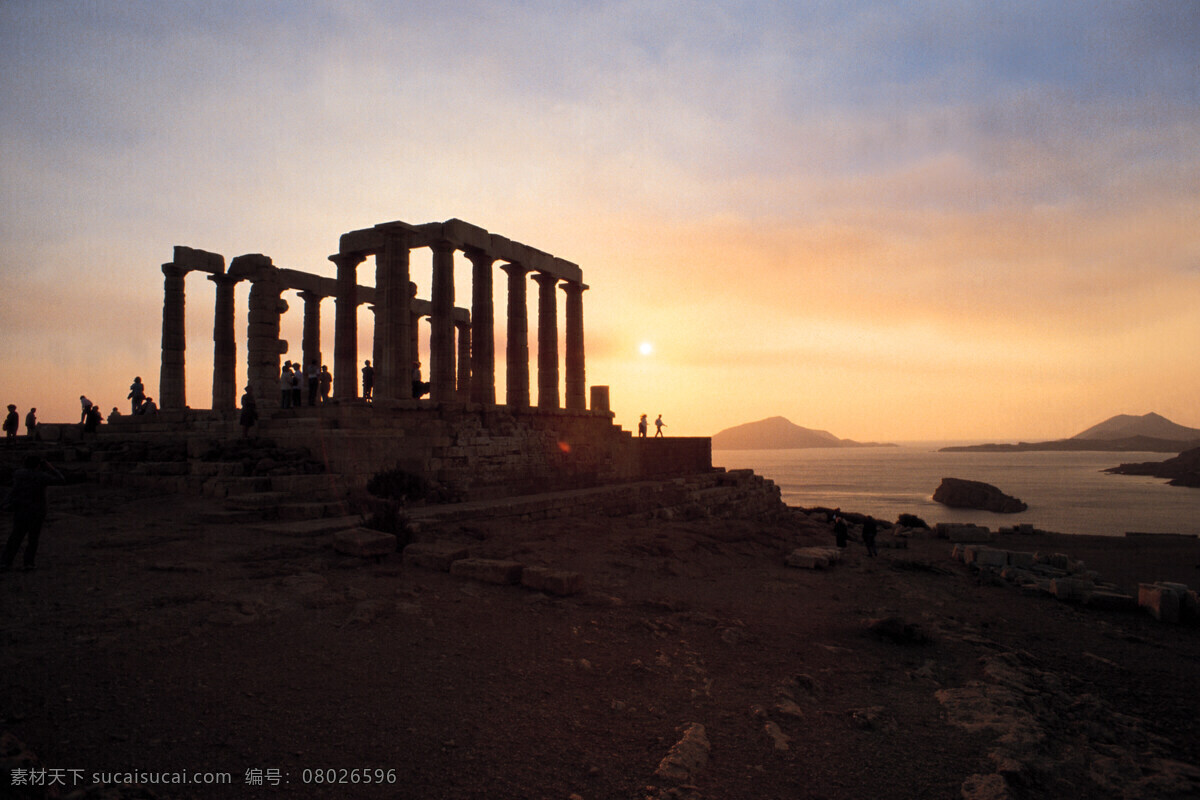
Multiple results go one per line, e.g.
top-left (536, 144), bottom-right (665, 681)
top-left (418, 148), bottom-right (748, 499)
top-left (145, 218), bottom-right (710, 499)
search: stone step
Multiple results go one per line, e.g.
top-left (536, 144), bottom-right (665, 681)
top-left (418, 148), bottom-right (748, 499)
top-left (250, 515), bottom-right (365, 537)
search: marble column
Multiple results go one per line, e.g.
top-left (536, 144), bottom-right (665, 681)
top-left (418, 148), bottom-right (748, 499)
top-left (375, 234), bottom-right (413, 401)
top-left (209, 273), bottom-right (241, 412)
top-left (159, 264), bottom-right (188, 410)
top-left (465, 248), bottom-right (495, 405)
top-left (561, 280), bottom-right (587, 411)
top-left (429, 240), bottom-right (456, 402)
top-left (330, 252), bottom-right (365, 399)
top-left (532, 272), bottom-right (560, 410)
top-left (501, 263), bottom-right (530, 408)
top-left (246, 277), bottom-right (288, 408)
top-left (298, 290), bottom-right (323, 390)
top-left (456, 320), bottom-right (471, 402)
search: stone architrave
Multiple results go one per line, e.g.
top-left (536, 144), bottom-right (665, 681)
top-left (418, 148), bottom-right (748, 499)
top-left (159, 263), bottom-right (188, 410)
top-left (465, 248), bottom-right (496, 404)
top-left (456, 320), bottom-right (471, 402)
top-left (561, 280), bottom-right (587, 411)
top-left (298, 289), bottom-right (323, 387)
top-left (374, 232), bottom-right (414, 401)
top-left (501, 262), bottom-right (531, 408)
top-left (429, 240), bottom-right (457, 402)
top-left (208, 273), bottom-right (242, 411)
top-left (532, 272), bottom-right (560, 410)
top-left (330, 252), bottom-right (365, 399)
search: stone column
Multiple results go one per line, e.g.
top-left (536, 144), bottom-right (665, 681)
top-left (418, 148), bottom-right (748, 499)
top-left (429, 240), bottom-right (456, 402)
top-left (501, 263), bottom-right (530, 408)
top-left (159, 264), bottom-right (188, 410)
top-left (456, 320), bottom-right (471, 402)
top-left (246, 276), bottom-right (288, 409)
top-left (209, 273), bottom-right (242, 412)
top-left (298, 290), bottom-right (323, 390)
top-left (375, 234), bottom-right (413, 401)
top-left (330, 252), bottom-right (365, 399)
top-left (532, 272), bottom-right (560, 410)
top-left (561, 280), bottom-right (587, 411)
top-left (465, 248), bottom-right (496, 405)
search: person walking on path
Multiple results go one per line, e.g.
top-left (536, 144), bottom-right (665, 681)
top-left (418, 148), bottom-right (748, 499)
top-left (1, 455), bottom-right (64, 571)
top-left (862, 516), bottom-right (878, 557)
top-left (637, 414), bottom-right (648, 438)
top-left (24, 408), bottom-right (39, 441)
top-left (654, 414), bottom-right (666, 437)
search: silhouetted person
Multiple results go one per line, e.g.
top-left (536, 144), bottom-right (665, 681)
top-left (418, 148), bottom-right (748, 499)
top-left (79, 395), bottom-right (92, 424)
top-left (279, 363), bottom-right (294, 409)
top-left (362, 360), bottom-right (374, 401)
top-left (25, 408), bottom-right (39, 441)
top-left (2, 455), bottom-right (64, 570)
top-left (3, 405), bottom-right (18, 442)
top-left (862, 517), bottom-right (878, 557)
top-left (412, 362), bottom-right (429, 399)
top-left (128, 376), bottom-right (145, 413)
top-left (654, 414), bottom-right (666, 437)
top-left (319, 365), bottom-right (332, 403)
top-left (306, 360), bottom-right (320, 406)
top-left (638, 414), bottom-right (648, 437)
top-left (834, 515), bottom-right (848, 549)
top-left (139, 396), bottom-right (157, 415)
top-left (290, 364), bottom-right (302, 408)
top-left (239, 386), bottom-right (258, 438)
top-left (83, 404), bottom-right (102, 433)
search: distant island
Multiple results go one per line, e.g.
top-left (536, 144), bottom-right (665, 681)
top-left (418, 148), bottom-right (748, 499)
top-left (712, 416), bottom-right (896, 450)
top-left (941, 413), bottom-right (1200, 453)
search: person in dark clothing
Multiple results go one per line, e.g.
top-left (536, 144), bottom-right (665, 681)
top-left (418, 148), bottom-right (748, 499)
top-left (3, 405), bottom-right (18, 441)
top-left (239, 387), bottom-right (258, 438)
top-left (834, 515), bottom-right (848, 549)
top-left (1, 456), bottom-right (64, 570)
top-left (362, 360), bottom-right (374, 401)
top-left (83, 404), bottom-right (103, 433)
top-left (318, 365), bottom-right (332, 403)
top-left (862, 516), bottom-right (878, 557)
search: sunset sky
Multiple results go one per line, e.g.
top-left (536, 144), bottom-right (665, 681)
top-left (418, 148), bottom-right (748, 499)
top-left (2, 1), bottom-right (1197, 441)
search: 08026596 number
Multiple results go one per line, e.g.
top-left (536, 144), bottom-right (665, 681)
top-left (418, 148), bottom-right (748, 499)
top-left (301, 768), bottom-right (397, 784)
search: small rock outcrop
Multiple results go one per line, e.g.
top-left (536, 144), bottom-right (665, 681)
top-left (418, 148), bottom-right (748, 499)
top-left (933, 478), bottom-right (1027, 513)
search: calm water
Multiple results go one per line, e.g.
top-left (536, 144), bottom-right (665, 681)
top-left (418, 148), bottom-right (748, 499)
top-left (713, 446), bottom-right (1199, 538)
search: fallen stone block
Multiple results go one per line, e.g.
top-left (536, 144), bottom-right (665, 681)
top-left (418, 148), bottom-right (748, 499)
top-left (1007, 551), bottom-right (1036, 569)
top-left (402, 542), bottom-right (469, 572)
top-left (450, 558), bottom-right (524, 585)
top-left (937, 523), bottom-right (995, 543)
top-left (654, 723), bottom-right (710, 784)
top-left (1050, 578), bottom-right (1093, 603)
top-left (333, 528), bottom-right (397, 559)
top-left (1139, 583), bottom-right (1182, 623)
top-left (1085, 590), bottom-right (1138, 613)
top-left (521, 566), bottom-right (584, 596)
top-left (972, 548), bottom-right (1008, 569)
top-left (1000, 566), bottom-right (1036, 584)
top-left (785, 547), bottom-right (841, 569)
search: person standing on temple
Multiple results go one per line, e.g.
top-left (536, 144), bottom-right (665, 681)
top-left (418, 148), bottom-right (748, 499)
top-left (318, 365), bottom-right (332, 403)
top-left (25, 408), bottom-right (39, 441)
top-left (654, 414), bottom-right (667, 437)
top-left (306, 360), bottom-right (320, 406)
top-left (239, 386), bottom-right (258, 438)
top-left (361, 360), bottom-right (374, 401)
top-left (279, 362), bottom-right (294, 409)
top-left (638, 414), bottom-right (648, 437)
top-left (79, 395), bottom-right (92, 424)
top-left (3, 405), bottom-right (18, 442)
top-left (128, 377), bottom-right (146, 414)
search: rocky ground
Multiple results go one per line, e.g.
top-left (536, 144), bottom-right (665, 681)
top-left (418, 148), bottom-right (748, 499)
top-left (3, 485), bottom-right (1200, 800)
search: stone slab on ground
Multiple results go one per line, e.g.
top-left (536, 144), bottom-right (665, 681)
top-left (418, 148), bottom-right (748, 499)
top-left (1085, 590), bottom-right (1138, 613)
top-left (521, 566), bottom-right (584, 596)
top-left (403, 542), bottom-right (470, 572)
top-left (333, 528), bottom-right (398, 558)
top-left (1139, 583), bottom-right (1183, 623)
top-left (785, 547), bottom-right (843, 569)
top-left (251, 515), bottom-right (364, 537)
top-left (450, 558), bottom-right (524, 585)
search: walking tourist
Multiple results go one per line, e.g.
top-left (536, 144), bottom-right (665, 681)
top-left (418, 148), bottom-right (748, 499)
top-left (654, 414), bottom-right (666, 437)
top-left (1, 455), bottom-right (64, 571)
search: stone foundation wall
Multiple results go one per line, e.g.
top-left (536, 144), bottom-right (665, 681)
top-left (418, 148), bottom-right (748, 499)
top-left (91, 404), bottom-right (714, 499)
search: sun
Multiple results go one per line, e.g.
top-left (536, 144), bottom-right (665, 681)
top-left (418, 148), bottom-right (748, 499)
top-left (639, 341), bottom-right (654, 356)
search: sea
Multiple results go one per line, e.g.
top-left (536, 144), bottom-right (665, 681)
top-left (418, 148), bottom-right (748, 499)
top-left (712, 445), bottom-right (1198, 538)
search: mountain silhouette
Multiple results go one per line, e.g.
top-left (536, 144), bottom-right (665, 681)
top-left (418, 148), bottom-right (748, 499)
top-left (1071, 412), bottom-right (1200, 441)
top-left (712, 416), bottom-right (890, 450)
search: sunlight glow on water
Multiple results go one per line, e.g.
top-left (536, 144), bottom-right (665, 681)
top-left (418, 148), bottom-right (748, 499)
top-left (713, 447), bottom-right (1198, 538)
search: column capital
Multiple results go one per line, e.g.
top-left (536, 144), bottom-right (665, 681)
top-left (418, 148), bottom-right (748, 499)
top-left (559, 280), bottom-right (588, 296)
top-left (296, 288), bottom-right (326, 302)
top-left (463, 247), bottom-right (495, 268)
top-left (207, 272), bottom-right (243, 287)
top-left (431, 238), bottom-right (456, 255)
top-left (531, 271), bottom-right (559, 288)
top-left (500, 261), bottom-right (530, 278)
top-left (328, 251), bottom-right (367, 268)
top-left (162, 263), bottom-right (189, 279)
